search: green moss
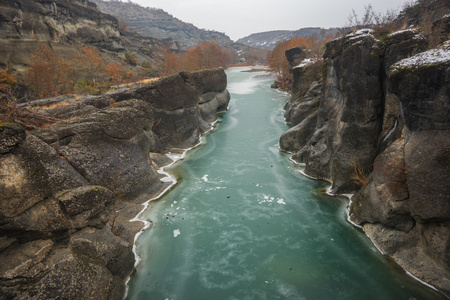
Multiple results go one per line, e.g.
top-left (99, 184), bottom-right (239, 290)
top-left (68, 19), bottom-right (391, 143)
top-left (0, 122), bottom-right (17, 127)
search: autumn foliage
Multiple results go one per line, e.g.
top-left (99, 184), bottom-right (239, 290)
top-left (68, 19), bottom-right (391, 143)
top-left (267, 35), bottom-right (334, 90)
top-left (19, 41), bottom-right (245, 99)
top-left (26, 44), bottom-right (73, 98)
top-left (77, 46), bottom-right (105, 86)
top-left (0, 69), bottom-right (17, 92)
top-left (24, 44), bottom-right (127, 98)
top-left (157, 41), bottom-right (233, 76)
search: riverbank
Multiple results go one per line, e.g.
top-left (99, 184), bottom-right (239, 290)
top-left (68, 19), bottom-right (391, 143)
top-left (0, 68), bottom-right (230, 299)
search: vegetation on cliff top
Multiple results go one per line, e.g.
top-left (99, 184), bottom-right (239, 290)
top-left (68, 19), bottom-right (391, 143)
top-left (266, 35), bottom-right (334, 91)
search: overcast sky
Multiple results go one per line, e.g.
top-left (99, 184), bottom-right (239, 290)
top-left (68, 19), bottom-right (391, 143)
top-left (133, 0), bottom-right (413, 41)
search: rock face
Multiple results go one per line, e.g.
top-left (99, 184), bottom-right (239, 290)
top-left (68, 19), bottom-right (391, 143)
top-left (91, 0), bottom-right (232, 49)
top-left (0, 68), bottom-right (230, 299)
top-left (0, 0), bottom-right (120, 74)
top-left (237, 27), bottom-right (338, 49)
top-left (0, 0), bottom-right (178, 77)
top-left (280, 26), bottom-right (450, 296)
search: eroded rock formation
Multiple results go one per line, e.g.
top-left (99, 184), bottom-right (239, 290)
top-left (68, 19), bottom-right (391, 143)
top-left (0, 68), bottom-right (230, 299)
top-left (0, 0), bottom-right (179, 78)
top-left (280, 24), bottom-right (450, 296)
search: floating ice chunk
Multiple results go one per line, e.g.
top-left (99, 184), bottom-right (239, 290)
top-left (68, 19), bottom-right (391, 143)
top-left (202, 175), bottom-right (209, 182)
top-left (277, 199), bottom-right (286, 205)
top-left (173, 229), bottom-right (181, 237)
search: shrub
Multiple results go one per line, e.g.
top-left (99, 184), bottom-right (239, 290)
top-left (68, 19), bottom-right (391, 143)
top-left (125, 52), bottom-right (138, 66)
top-left (351, 161), bottom-right (370, 188)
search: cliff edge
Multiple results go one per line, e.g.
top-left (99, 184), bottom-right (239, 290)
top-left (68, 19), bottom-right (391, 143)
top-left (0, 68), bottom-right (230, 299)
top-left (279, 21), bottom-right (450, 297)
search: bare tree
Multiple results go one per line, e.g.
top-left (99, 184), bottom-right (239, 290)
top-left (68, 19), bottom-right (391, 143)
top-left (346, 4), bottom-right (398, 28)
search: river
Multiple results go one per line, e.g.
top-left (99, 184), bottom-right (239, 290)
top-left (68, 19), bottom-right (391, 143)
top-left (125, 67), bottom-right (442, 300)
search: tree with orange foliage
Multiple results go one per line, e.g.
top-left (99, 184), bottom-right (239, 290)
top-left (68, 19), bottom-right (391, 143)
top-left (0, 69), bottom-right (16, 92)
top-left (77, 46), bottom-right (105, 86)
top-left (179, 41), bottom-right (231, 72)
top-left (26, 44), bottom-right (73, 98)
top-left (158, 46), bottom-right (180, 76)
top-left (104, 63), bottom-right (124, 84)
top-left (180, 45), bottom-right (203, 72)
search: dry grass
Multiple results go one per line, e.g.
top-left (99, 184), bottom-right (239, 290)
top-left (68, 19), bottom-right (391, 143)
top-left (120, 77), bottom-right (160, 87)
top-left (30, 98), bottom-right (80, 111)
top-left (0, 96), bottom-right (60, 130)
top-left (351, 161), bottom-right (369, 188)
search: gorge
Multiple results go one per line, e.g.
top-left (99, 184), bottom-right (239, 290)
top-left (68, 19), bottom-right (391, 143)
top-left (125, 67), bottom-right (443, 299)
top-left (0, 0), bottom-right (449, 298)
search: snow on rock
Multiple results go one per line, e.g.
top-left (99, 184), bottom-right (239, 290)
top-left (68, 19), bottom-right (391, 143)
top-left (293, 58), bottom-right (316, 69)
top-left (387, 28), bottom-right (418, 38)
top-left (391, 41), bottom-right (450, 72)
top-left (333, 28), bottom-right (376, 43)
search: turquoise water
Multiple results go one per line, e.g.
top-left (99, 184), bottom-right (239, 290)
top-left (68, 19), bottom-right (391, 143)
top-left (125, 67), bottom-right (442, 300)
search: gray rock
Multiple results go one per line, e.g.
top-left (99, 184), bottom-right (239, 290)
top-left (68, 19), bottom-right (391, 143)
top-left (281, 26), bottom-right (450, 296)
top-left (405, 130), bottom-right (450, 220)
top-left (0, 68), bottom-right (230, 299)
top-left (70, 226), bottom-right (134, 280)
top-left (58, 185), bottom-right (115, 229)
top-left (285, 47), bottom-right (307, 68)
top-left (0, 239), bottom-right (53, 281)
top-left (0, 123), bottom-right (26, 154)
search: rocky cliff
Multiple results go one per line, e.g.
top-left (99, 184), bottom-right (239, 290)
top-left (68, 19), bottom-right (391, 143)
top-left (0, 68), bottom-right (230, 299)
top-left (0, 0), bottom-right (179, 78)
top-left (237, 28), bottom-right (338, 49)
top-left (279, 18), bottom-right (450, 297)
top-left (91, 0), bottom-right (231, 49)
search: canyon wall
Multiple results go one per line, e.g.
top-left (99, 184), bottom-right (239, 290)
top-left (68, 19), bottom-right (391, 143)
top-left (0, 0), bottom-right (179, 78)
top-left (0, 68), bottom-right (230, 299)
top-left (279, 20), bottom-right (450, 296)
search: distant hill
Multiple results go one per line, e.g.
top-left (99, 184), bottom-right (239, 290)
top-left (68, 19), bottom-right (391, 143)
top-left (238, 27), bottom-right (339, 49)
top-left (91, 0), bottom-right (232, 49)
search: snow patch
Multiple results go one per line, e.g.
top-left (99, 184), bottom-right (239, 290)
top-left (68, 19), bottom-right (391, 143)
top-left (391, 41), bottom-right (450, 71)
top-left (387, 28), bottom-right (418, 38)
top-left (293, 58), bottom-right (315, 69)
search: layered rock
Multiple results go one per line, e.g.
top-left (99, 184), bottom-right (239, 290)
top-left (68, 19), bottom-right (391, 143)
top-left (0, 0), bottom-right (121, 74)
top-left (0, 68), bottom-right (230, 299)
top-left (280, 26), bottom-right (450, 296)
top-left (0, 0), bottom-right (178, 78)
top-left (92, 0), bottom-right (232, 49)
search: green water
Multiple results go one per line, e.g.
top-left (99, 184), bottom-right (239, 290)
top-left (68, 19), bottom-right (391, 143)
top-left (125, 67), bottom-right (442, 300)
